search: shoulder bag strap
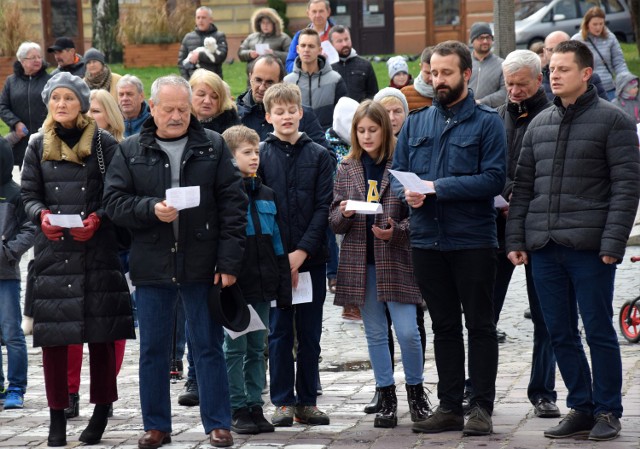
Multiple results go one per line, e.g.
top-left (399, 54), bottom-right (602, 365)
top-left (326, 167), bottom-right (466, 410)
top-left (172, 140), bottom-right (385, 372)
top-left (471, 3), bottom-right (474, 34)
top-left (587, 36), bottom-right (614, 78)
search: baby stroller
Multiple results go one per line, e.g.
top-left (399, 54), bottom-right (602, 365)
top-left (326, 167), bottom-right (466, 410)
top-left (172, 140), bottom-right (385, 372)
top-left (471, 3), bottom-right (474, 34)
top-left (619, 256), bottom-right (640, 343)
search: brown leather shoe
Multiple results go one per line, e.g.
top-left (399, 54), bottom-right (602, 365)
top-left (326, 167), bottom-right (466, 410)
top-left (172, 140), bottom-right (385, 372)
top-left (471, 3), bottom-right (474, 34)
top-left (138, 430), bottom-right (171, 449)
top-left (209, 428), bottom-right (233, 447)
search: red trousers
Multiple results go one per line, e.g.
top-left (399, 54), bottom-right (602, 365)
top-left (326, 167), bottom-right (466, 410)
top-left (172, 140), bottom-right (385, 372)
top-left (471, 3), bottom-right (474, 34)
top-left (42, 342), bottom-right (119, 409)
top-left (67, 340), bottom-right (126, 393)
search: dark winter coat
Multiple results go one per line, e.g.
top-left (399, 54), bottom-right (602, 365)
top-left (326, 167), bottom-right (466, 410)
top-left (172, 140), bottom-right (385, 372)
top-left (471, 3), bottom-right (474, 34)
top-left (0, 138), bottom-right (35, 280)
top-left (238, 7), bottom-right (292, 65)
top-left (331, 50), bottom-right (379, 102)
top-left (284, 55), bottom-right (348, 129)
top-left (103, 115), bottom-right (247, 284)
top-left (178, 24), bottom-right (228, 79)
top-left (20, 122), bottom-right (135, 348)
top-left (0, 61), bottom-right (51, 166)
top-left (329, 157), bottom-right (421, 307)
top-left (238, 176), bottom-right (291, 308)
top-left (258, 132), bottom-right (334, 270)
top-left (236, 89), bottom-right (331, 150)
top-left (505, 86), bottom-right (640, 260)
top-left (200, 108), bottom-right (240, 134)
top-left (51, 55), bottom-right (86, 78)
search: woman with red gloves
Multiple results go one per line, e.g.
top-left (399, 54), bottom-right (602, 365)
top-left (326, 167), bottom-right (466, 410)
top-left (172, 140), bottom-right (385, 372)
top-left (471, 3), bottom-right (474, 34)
top-left (20, 72), bottom-right (135, 447)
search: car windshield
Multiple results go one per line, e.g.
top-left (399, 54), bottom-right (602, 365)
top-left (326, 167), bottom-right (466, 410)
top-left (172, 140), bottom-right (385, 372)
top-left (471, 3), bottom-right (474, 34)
top-left (515, 0), bottom-right (550, 20)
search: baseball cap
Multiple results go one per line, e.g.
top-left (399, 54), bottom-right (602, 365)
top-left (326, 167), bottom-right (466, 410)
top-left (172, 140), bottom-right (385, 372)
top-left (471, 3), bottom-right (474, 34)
top-left (48, 37), bottom-right (76, 53)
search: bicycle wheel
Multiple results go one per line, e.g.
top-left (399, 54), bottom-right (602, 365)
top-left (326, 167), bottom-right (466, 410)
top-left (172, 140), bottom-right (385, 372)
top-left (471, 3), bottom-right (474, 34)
top-left (619, 299), bottom-right (640, 343)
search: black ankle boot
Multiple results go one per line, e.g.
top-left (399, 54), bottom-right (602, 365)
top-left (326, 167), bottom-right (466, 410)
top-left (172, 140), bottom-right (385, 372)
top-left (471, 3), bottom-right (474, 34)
top-left (48, 409), bottom-right (67, 447)
top-left (406, 383), bottom-right (431, 422)
top-left (374, 385), bottom-right (397, 428)
top-left (79, 403), bottom-right (111, 445)
top-left (364, 387), bottom-right (382, 414)
top-left (64, 393), bottom-right (79, 418)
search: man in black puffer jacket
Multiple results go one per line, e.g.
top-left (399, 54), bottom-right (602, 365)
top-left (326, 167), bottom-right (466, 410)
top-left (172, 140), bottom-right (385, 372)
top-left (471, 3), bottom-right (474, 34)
top-left (178, 6), bottom-right (228, 80)
top-left (103, 75), bottom-right (246, 449)
top-left (506, 41), bottom-right (640, 443)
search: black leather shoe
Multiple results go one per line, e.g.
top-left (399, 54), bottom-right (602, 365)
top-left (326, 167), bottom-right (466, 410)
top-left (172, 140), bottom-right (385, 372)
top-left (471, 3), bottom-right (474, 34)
top-left (178, 379), bottom-right (199, 406)
top-left (231, 407), bottom-right (259, 434)
top-left (138, 430), bottom-right (171, 449)
top-left (588, 412), bottom-right (621, 441)
top-left (64, 393), bottom-right (79, 419)
top-left (364, 388), bottom-right (382, 414)
top-left (544, 409), bottom-right (594, 438)
top-left (210, 429), bottom-right (233, 447)
top-left (534, 398), bottom-right (561, 418)
top-left (249, 405), bottom-right (275, 433)
top-left (48, 409), bottom-right (67, 447)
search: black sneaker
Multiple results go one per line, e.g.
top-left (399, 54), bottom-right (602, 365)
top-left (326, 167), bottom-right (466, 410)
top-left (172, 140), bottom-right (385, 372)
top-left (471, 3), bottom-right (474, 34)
top-left (463, 406), bottom-right (492, 436)
top-left (533, 398), bottom-right (560, 418)
top-left (178, 379), bottom-right (200, 406)
top-left (588, 412), bottom-right (621, 441)
top-left (231, 407), bottom-right (259, 434)
top-left (524, 308), bottom-right (532, 319)
top-left (412, 406), bottom-right (463, 433)
top-left (249, 405), bottom-right (275, 433)
top-left (544, 409), bottom-right (594, 438)
top-left (462, 389), bottom-right (472, 414)
top-left (496, 328), bottom-right (507, 344)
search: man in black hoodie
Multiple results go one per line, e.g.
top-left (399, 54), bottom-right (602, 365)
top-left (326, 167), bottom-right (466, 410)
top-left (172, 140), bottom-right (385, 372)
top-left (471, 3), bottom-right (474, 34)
top-left (0, 137), bottom-right (35, 409)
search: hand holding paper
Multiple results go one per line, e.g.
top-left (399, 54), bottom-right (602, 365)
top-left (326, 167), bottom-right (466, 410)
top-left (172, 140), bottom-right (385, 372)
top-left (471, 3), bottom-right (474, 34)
top-left (345, 200), bottom-right (383, 215)
top-left (166, 186), bottom-right (201, 211)
top-left (388, 170), bottom-right (435, 194)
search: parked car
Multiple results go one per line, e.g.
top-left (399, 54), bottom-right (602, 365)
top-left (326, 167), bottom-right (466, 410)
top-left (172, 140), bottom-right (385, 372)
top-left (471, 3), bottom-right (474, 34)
top-left (514, 0), bottom-right (634, 48)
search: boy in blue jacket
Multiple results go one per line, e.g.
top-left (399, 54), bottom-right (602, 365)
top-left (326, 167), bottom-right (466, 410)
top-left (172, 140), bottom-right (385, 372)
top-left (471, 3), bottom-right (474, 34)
top-left (220, 125), bottom-right (292, 435)
top-left (0, 137), bottom-right (35, 409)
top-left (258, 83), bottom-right (334, 427)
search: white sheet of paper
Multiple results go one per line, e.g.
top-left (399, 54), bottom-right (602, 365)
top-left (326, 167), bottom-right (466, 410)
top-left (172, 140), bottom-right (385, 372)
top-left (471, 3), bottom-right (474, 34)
top-left (494, 195), bottom-right (509, 208)
top-left (321, 41), bottom-right (340, 65)
top-left (224, 305), bottom-right (266, 340)
top-left (345, 200), bottom-right (382, 215)
top-left (271, 271), bottom-right (313, 307)
top-left (48, 214), bottom-right (84, 228)
top-left (388, 170), bottom-right (435, 194)
top-left (166, 186), bottom-right (200, 211)
top-left (255, 43), bottom-right (270, 55)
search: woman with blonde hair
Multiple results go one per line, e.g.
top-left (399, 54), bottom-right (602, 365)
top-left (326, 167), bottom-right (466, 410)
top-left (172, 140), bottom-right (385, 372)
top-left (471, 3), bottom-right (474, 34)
top-left (88, 90), bottom-right (125, 141)
top-left (189, 68), bottom-right (240, 134)
top-left (572, 6), bottom-right (629, 99)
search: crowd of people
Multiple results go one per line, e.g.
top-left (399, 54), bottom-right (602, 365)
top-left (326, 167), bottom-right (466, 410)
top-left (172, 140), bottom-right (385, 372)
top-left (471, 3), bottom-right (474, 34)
top-left (1, 0), bottom-right (639, 448)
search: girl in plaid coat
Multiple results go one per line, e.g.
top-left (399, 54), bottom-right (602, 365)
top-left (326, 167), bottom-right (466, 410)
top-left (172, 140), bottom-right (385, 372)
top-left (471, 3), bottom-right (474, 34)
top-left (329, 101), bottom-right (429, 429)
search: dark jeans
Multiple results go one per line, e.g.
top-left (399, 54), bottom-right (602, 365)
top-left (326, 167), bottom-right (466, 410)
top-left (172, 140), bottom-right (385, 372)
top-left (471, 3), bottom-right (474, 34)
top-left (491, 252), bottom-right (557, 404)
top-left (530, 242), bottom-right (622, 417)
top-left (326, 228), bottom-right (339, 280)
top-left (412, 248), bottom-right (498, 414)
top-left (269, 265), bottom-right (326, 406)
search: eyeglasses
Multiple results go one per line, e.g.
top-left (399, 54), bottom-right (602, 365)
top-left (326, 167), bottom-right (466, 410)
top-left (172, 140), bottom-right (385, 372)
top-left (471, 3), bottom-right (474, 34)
top-left (476, 35), bottom-right (493, 42)
top-left (250, 77), bottom-right (276, 89)
top-left (22, 56), bottom-right (43, 61)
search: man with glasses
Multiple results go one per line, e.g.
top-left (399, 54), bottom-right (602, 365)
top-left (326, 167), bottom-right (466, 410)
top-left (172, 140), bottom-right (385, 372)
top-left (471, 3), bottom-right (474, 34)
top-left (541, 31), bottom-right (608, 101)
top-left (48, 37), bottom-right (85, 78)
top-left (236, 54), bottom-right (330, 149)
top-left (468, 23), bottom-right (506, 108)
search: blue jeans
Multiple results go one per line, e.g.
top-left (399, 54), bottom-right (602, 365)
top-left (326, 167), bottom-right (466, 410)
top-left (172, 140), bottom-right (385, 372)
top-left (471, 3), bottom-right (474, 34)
top-left (0, 280), bottom-right (28, 393)
top-left (531, 242), bottom-right (622, 417)
top-left (136, 283), bottom-right (230, 433)
top-left (269, 265), bottom-right (326, 406)
top-left (360, 265), bottom-right (423, 387)
top-left (224, 302), bottom-right (270, 411)
top-left (326, 228), bottom-right (339, 280)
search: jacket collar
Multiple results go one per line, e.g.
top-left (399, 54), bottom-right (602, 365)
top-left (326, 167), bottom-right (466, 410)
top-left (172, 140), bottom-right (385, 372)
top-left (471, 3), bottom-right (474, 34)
top-left (506, 88), bottom-right (550, 117)
top-left (553, 84), bottom-right (598, 113)
top-left (13, 59), bottom-right (49, 79)
top-left (195, 23), bottom-right (217, 36)
top-left (264, 131), bottom-right (313, 149)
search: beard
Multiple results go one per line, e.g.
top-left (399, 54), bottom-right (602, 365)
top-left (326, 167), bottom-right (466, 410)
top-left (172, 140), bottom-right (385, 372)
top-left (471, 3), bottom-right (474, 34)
top-left (339, 46), bottom-right (352, 57)
top-left (435, 77), bottom-right (465, 107)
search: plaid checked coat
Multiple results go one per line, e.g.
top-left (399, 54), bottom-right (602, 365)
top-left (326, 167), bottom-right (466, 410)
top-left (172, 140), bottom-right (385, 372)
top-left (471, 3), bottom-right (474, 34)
top-left (329, 157), bottom-right (422, 307)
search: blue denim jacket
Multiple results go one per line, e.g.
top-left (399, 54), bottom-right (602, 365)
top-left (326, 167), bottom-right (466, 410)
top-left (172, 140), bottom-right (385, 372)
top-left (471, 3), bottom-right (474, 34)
top-left (391, 89), bottom-right (506, 251)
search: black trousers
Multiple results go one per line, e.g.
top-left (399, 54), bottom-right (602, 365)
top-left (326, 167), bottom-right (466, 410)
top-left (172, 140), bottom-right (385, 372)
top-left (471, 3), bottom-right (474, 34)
top-left (412, 247), bottom-right (498, 414)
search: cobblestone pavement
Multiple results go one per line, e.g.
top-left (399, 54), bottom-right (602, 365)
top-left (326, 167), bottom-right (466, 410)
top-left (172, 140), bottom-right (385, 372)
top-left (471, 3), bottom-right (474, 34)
top-left (1, 242), bottom-right (639, 449)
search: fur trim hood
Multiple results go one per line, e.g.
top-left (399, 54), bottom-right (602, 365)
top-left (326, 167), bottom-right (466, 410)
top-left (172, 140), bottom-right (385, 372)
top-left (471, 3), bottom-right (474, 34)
top-left (251, 7), bottom-right (284, 36)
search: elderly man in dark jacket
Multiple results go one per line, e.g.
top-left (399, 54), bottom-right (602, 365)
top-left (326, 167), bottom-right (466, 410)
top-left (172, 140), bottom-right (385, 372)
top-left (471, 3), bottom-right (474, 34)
top-left (178, 6), bottom-right (228, 80)
top-left (506, 41), bottom-right (640, 442)
top-left (104, 75), bottom-right (247, 449)
top-left (0, 42), bottom-right (51, 167)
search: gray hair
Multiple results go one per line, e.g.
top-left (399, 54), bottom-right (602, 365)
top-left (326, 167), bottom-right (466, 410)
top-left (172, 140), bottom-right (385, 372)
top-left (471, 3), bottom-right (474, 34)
top-left (150, 75), bottom-right (192, 104)
top-left (117, 75), bottom-right (144, 94)
top-left (308, 0), bottom-right (330, 10)
top-left (196, 6), bottom-right (213, 17)
top-left (16, 42), bottom-right (42, 61)
top-left (502, 49), bottom-right (541, 77)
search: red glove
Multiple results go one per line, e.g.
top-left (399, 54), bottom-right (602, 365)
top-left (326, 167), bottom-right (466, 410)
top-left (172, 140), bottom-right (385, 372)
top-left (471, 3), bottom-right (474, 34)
top-left (69, 212), bottom-right (101, 242)
top-left (40, 210), bottom-right (63, 241)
